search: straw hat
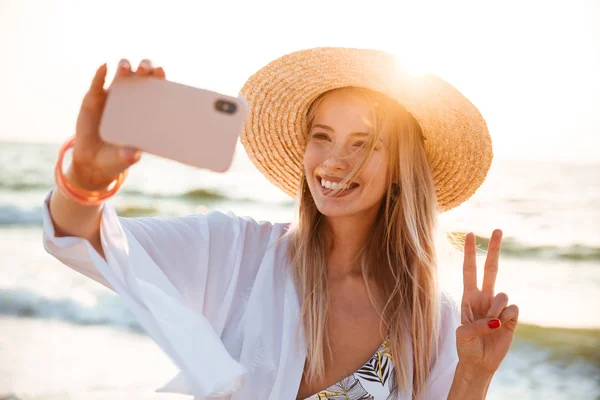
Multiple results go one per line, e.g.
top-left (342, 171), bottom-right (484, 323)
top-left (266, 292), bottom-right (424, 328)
top-left (239, 47), bottom-right (492, 212)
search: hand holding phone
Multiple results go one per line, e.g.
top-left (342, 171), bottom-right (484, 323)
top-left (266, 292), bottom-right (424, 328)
top-left (68, 59), bottom-right (246, 194)
top-left (100, 74), bottom-right (247, 173)
top-left (68, 59), bottom-right (154, 191)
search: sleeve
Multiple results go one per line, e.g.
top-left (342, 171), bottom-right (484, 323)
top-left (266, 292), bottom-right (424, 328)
top-left (41, 187), bottom-right (277, 398)
top-left (420, 291), bottom-right (461, 400)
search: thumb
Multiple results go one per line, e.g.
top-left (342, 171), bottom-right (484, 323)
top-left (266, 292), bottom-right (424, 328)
top-left (95, 144), bottom-right (142, 179)
top-left (458, 318), bottom-right (501, 339)
top-left (118, 146), bottom-right (142, 163)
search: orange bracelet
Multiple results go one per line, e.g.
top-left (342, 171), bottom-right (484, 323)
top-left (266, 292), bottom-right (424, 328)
top-left (54, 135), bottom-right (128, 206)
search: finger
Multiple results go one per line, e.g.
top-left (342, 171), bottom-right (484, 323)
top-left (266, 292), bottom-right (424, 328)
top-left (80, 64), bottom-right (108, 113)
top-left (106, 58), bottom-right (132, 91)
top-left (499, 304), bottom-right (519, 331)
top-left (118, 146), bottom-right (142, 164)
top-left (482, 229), bottom-right (503, 294)
top-left (456, 317), bottom-right (502, 339)
top-left (152, 66), bottom-right (166, 79)
top-left (485, 292), bottom-right (509, 318)
top-left (87, 63), bottom-right (108, 95)
top-left (461, 302), bottom-right (475, 325)
top-left (95, 144), bottom-right (142, 178)
top-left (116, 58), bottom-right (132, 78)
top-left (136, 59), bottom-right (153, 76)
top-left (462, 232), bottom-right (478, 291)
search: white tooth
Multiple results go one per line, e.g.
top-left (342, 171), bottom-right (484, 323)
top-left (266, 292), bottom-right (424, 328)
top-left (331, 182), bottom-right (340, 190)
top-left (325, 181), bottom-right (332, 189)
top-left (321, 178), bottom-right (325, 187)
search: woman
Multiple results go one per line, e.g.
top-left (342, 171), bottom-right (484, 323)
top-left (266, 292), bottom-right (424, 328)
top-left (43, 47), bottom-right (519, 399)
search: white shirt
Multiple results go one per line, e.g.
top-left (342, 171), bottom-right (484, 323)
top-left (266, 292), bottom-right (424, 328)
top-left (42, 188), bottom-right (460, 399)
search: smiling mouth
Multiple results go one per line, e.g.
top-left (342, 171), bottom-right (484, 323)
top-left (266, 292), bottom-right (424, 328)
top-left (316, 175), bottom-right (360, 196)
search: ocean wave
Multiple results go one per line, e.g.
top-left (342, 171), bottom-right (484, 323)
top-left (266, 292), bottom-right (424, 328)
top-left (515, 323), bottom-right (600, 368)
top-left (1, 204), bottom-right (599, 262)
top-left (0, 288), bottom-right (143, 333)
top-left (449, 232), bottom-right (600, 261)
top-left (0, 188), bottom-right (227, 225)
top-left (120, 187), bottom-right (228, 201)
top-left (494, 238), bottom-right (600, 261)
top-left (1, 287), bottom-right (598, 368)
top-left (0, 204), bottom-right (42, 226)
top-left (117, 205), bottom-right (161, 217)
top-left (0, 204), bottom-right (163, 224)
top-left (179, 188), bottom-right (228, 200)
top-left (0, 181), bottom-right (51, 191)
top-left (0, 179), bottom-right (233, 202)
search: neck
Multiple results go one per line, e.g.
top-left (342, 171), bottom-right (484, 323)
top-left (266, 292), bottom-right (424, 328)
top-left (325, 213), bottom-right (378, 278)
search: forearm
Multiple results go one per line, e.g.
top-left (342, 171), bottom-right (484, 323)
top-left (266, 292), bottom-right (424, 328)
top-left (447, 362), bottom-right (493, 400)
top-left (49, 166), bottom-right (107, 258)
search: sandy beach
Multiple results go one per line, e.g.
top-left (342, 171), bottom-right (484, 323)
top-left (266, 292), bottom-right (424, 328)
top-left (0, 316), bottom-right (184, 400)
top-left (1, 313), bottom-right (599, 400)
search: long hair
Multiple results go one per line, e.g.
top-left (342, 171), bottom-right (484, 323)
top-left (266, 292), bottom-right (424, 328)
top-left (286, 87), bottom-right (441, 398)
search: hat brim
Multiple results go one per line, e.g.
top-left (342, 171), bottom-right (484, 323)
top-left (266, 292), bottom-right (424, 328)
top-left (240, 47), bottom-right (492, 212)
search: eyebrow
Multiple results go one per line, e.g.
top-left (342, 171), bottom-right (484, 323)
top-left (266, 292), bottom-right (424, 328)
top-left (312, 123), bottom-right (375, 139)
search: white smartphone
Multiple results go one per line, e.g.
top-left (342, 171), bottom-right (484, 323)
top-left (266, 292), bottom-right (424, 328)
top-left (99, 76), bottom-right (247, 172)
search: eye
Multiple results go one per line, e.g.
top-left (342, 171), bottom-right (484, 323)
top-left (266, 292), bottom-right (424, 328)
top-left (311, 132), bottom-right (331, 141)
top-left (353, 141), bottom-right (367, 148)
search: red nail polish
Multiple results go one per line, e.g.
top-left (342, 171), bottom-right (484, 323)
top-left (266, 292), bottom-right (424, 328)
top-left (488, 319), bottom-right (501, 329)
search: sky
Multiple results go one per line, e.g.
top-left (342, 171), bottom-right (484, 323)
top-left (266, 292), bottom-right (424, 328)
top-left (0, 0), bottom-right (598, 163)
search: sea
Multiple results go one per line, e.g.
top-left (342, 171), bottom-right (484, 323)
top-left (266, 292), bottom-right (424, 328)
top-left (0, 140), bottom-right (599, 399)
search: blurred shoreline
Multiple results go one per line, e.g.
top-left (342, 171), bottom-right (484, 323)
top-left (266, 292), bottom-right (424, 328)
top-left (2, 141), bottom-right (599, 399)
top-left (1, 315), bottom-right (598, 400)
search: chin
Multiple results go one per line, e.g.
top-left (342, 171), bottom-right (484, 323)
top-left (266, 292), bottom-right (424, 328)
top-left (315, 203), bottom-right (358, 218)
top-left (309, 185), bottom-right (365, 218)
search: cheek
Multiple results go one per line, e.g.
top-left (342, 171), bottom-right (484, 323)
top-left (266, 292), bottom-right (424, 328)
top-left (361, 154), bottom-right (389, 186)
top-left (303, 144), bottom-right (324, 171)
top-left (303, 152), bottom-right (316, 177)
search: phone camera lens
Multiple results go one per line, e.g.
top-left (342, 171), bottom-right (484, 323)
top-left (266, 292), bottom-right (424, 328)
top-left (215, 99), bottom-right (237, 114)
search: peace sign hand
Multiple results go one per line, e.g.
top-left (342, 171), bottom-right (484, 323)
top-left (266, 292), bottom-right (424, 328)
top-left (456, 229), bottom-right (520, 374)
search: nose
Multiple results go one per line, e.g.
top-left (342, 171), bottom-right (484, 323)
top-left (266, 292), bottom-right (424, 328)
top-left (322, 147), bottom-right (349, 172)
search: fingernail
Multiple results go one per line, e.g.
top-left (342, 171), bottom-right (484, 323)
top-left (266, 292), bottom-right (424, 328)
top-left (488, 319), bottom-right (501, 329)
top-left (139, 59), bottom-right (152, 71)
top-left (120, 146), bottom-right (138, 159)
top-left (118, 59), bottom-right (131, 70)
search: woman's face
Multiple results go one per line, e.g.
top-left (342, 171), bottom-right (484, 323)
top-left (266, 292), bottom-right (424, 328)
top-left (303, 89), bottom-right (391, 220)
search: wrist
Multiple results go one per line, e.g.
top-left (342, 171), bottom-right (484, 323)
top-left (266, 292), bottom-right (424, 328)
top-left (55, 136), bottom-right (126, 206)
top-left (447, 362), bottom-right (494, 400)
top-left (65, 165), bottom-right (112, 192)
top-left (455, 361), bottom-right (495, 382)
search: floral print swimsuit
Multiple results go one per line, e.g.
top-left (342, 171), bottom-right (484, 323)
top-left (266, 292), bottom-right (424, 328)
top-left (305, 338), bottom-right (395, 400)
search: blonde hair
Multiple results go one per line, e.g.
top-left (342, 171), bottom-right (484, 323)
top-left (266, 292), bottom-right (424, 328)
top-left (287, 87), bottom-right (441, 398)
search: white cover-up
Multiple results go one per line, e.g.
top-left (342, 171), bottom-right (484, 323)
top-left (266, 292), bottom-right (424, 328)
top-left (42, 188), bottom-right (461, 399)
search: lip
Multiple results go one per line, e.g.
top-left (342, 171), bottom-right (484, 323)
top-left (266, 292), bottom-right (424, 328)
top-left (315, 174), bottom-right (359, 198)
top-left (318, 184), bottom-right (358, 198)
top-left (317, 174), bottom-right (356, 185)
